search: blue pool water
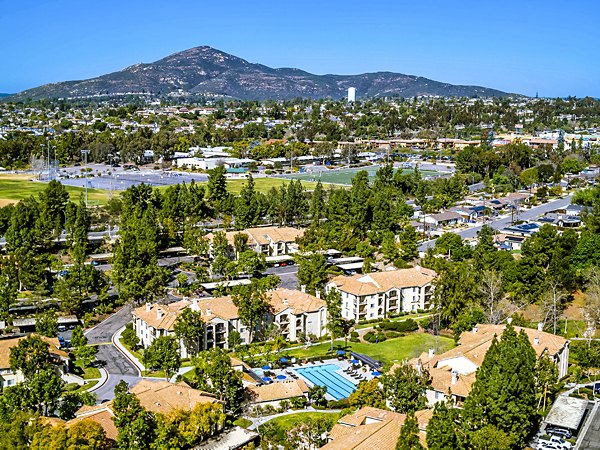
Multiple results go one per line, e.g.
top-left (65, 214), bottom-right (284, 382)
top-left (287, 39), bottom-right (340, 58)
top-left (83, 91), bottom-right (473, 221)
top-left (295, 364), bottom-right (357, 400)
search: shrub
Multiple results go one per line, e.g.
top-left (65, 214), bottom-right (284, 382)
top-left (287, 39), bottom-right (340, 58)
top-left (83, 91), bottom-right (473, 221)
top-left (386, 331), bottom-right (401, 338)
top-left (290, 396), bottom-right (308, 409)
top-left (419, 318), bottom-right (431, 330)
top-left (363, 331), bottom-right (376, 343)
top-left (350, 331), bottom-right (359, 338)
top-left (376, 332), bottom-right (387, 342)
top-left (327, 398), bottom-right (349, 409)
top-left (381, 318), bottom-right (418, 333)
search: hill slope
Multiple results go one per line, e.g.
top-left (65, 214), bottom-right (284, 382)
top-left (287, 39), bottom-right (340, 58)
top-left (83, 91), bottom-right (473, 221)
top-left (8, 46), bottom-right (512, 101)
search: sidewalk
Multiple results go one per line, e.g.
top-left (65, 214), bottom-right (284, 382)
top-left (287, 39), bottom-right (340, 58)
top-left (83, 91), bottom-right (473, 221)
top-left (112, 325), bottom-right (145, 373)
top-left (87, 367), bottom-right (109, 393)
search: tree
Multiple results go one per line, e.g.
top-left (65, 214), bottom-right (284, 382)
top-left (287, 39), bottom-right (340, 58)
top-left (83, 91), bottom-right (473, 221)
top-left (542, 277), bottom-right (567, 335)
top-left (59, 391), bottom-right (96, 420)
top-left (66, 420), bottom-right (109, 450)
top-left (295, 253), bottom-right (328, 295)
top-left (35, 310), bottom-right (58, 337)
top-left (121, 323), bottom-right (140, 350)
top-left (112, 380), bottom-right (156, 450)
top-left (231, 280), bottom-right (272, 343)
top-left (462, 324), bottom-right (537, 449)
top-left (348, 379), bottom-right (386, 409)
top-left (396, 413), bottom-right (424, 450)
top-left (144, 336), bottom-right (181, 381)
top-left (382, 362), bottom-right (430, 414)
top-left (236, 250), bottom-right (266, 277)
top-left (191, 348), bottom-right (244, 414)
top-left (325, 289), bottom-right (343, 350)
top-left (308, 385), bottom-right (327, 407)
top-left (535, 355), bottom-right (558, 410)
top-left (71, 325), bottom-right (87, 348)
top-left (207, 165), bottom-right (231, 213)
top-left (174, 308), bottom-right (205, 357)
top-left (479, 270), bottom-right (506, 324)
top-left (235, 174), bottom-right (259, 229)
top-left (309, 180), bottom-right (326, 225)
top-left (426, 400), bottom-right (465, 450)
top-left (432, 263), bottom-right (478, 326)
top-left (10, 335), bottom-right (51, 379)
top-left (470, 425), bottom-right (512, 450)
top-left (74, 345), bottom-right (97, 368)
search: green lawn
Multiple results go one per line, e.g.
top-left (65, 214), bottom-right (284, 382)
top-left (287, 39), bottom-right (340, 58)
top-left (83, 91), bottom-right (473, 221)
top-left (74, 379), bottom-right (99, 393)
top-left (233, 418), bottom-right (253, 429)
top-left (225, 177), bottom-right (321, 194)
top-left (73, 359), bottom-right (101, 379)
top-left (285, 333), bottom-right (454, 365)
top-left (0, 174), bottom-right (109, 205)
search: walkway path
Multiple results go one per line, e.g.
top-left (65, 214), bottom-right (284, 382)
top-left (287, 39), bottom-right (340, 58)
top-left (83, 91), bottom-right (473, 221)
top-left (246, 408), bottom-right (342, 431)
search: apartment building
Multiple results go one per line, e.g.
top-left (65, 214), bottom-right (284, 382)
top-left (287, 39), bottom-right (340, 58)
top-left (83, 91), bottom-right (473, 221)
top-left (132, 288), bottom-right (327, 357)
top-left (205, 226), bottom-right (304, 259)
top-left (326, 267), bottom-right (436, 322)
top-left (0, 335), bottom-right (69, 388)
top-left (408, 323), bottom-right (570, 407)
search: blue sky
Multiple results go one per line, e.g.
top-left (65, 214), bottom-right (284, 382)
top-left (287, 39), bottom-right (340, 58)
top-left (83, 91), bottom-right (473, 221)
top-left (1, 0), bottom-right (599, 97)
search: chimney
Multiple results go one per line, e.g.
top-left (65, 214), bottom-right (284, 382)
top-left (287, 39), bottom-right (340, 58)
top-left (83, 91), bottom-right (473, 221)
top-left (300, 285), bottom-right (306, 293)
top-left (451, 371), bottom-right (458, 385)
top-left (415, 264), bottom-right (421, 271)
top-left (206, 308), bottom-right (212, 316)
top-left (192, 298), bottom-right (198, 310)
top-left (145, 303), bottom-right (151, 313)
top-left (507, 317), bottom-right (513, 324)
top-left (282, 298), bottom-right (289, 305)
top-left (157, 308), bottom-right (163, 319)
top-left (472, 326), bottom-right (478, 334)
top-left (416, 360), bottom-right (422, 374)
top-left (538, 322), bottom-right (543, 331)
top-left (315, 290), bottom-right (321, 299)
top-left (428, 348), bottom-right (435, 358)
top-left (534, 337), bottom-right (540, 346)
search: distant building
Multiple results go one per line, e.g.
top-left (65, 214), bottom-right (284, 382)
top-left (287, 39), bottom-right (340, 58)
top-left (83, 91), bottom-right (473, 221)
top-left (205, 226), bottom-right (304, 259)
top-left (347, 87), bottom-right (356, 103)
top-left (326, 267), bottom-right (436, 322)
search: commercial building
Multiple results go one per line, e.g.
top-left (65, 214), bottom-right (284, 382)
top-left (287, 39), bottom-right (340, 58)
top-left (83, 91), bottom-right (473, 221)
top-left (326, 266), bottom-right (436, 322)
top-left (132, 288), bottom-right (327, 357)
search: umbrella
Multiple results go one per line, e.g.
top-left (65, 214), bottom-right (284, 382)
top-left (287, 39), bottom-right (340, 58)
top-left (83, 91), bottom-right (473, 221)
top-left (262, 377), bottom-right (271, 382)
top-left (336, 350), bottom-right (346, 356)
top-left (372, 371), bottom-right (381, 376)
top-left (350, 359), bottom-right (360, 364)
top-left (261, 365), bottom-right (270, 370)
top-left (276, 374), bottom-right (287, 380)
top-left (279, 357), bottom-right (289, 363)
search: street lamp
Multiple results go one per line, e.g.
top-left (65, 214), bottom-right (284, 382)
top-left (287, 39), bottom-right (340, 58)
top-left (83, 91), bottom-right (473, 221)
top-left (81, 149), bottom-right (91, 207)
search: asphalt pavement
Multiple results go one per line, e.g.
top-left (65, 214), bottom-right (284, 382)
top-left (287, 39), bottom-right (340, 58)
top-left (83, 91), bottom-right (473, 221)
top-left (266, 265), bottom-right (298, 290)
top-left (86, 305), bottom-right (141, 401)
top-left (418, 194), bottom-right (574, 251)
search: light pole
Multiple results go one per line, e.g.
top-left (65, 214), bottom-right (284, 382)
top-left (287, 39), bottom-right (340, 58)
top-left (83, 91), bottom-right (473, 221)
top-left (81, 149), bottom-right (90, 207)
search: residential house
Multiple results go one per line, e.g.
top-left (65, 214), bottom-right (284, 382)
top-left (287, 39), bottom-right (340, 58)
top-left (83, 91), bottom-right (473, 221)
top-left (205, 226), bottom-right (304, 259)
top-left (408, 323), bottom-right (569, 407)
top-left (320, 406), bottom-right (431, 450)
top-left (69, 380), bottom-right (218, 442)
top-left (423, 211), bottom-right (463, 229)
top-left (0, 335), bottom-right (70, 388)
top-left (326, 267), bottom-right (436, 322)
top-left (132, 288), bottom-right (327, 357)
top-left (247, 379), bottom-right (309, 407)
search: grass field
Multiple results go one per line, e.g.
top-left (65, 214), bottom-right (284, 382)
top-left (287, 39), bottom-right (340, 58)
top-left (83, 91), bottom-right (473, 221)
top-left (261, 411), bottom-right (341, 443)
top-left (225, 177), bottom-right (321, 193)
top-left (0, 174), bottom-right (109, 205)
top-left (284, 333), bottom-right (455, 365)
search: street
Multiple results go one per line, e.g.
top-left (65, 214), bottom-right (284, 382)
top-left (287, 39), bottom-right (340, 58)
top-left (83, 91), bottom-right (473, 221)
top-left (419, 194), bottom-right (574, 251)
top-left (85, 305), bottom-right (141, 402)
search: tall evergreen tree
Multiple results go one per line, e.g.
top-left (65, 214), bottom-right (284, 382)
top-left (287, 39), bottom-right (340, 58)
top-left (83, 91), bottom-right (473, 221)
top-left (426, 400), bottom-right (465, 450)
top-left (396, 413), bottom-right (424, 450)
top-left (462, 324), bottom-right (537, 449)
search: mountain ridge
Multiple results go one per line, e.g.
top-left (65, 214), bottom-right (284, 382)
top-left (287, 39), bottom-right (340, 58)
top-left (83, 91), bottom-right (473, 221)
top-left (7, 46), bottom-right (514, 101)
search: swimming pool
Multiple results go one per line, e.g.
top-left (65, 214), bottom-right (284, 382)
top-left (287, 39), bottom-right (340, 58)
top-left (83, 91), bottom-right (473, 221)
top-left (295, 364), bottom-right (357, 400)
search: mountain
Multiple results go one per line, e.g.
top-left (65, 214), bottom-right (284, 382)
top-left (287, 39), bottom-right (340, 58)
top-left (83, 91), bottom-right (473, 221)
top-left (7, 46), bottom-right (511, 101)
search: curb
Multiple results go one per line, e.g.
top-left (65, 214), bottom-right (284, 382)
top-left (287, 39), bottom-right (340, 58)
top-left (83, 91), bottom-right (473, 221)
top-left (111, 325), bottom-right (144, 376)
top-left (87, 367), bottom-right (109, 393)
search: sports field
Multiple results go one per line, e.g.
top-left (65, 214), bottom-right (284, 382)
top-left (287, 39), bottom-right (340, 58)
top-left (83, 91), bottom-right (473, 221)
top-left (0, 174), bottom-right (109, 206)
top-left (0, 173), bottom-right (321, 206)
top-left (279, 166), bottom-right (440, 185)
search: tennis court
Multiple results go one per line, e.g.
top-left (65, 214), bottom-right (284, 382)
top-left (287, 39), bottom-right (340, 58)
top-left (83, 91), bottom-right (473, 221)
top-left (280, 166), bottom-right (440, 185)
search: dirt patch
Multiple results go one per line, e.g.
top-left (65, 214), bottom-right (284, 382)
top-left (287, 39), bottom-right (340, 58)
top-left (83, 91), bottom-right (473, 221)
top-left (0, 199), bottom-right (18, 207)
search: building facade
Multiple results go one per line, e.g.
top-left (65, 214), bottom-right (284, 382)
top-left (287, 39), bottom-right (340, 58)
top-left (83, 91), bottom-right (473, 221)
top-left (132, 288), bottom-right (327, 358)
top-left (326, 267), bottom-right (436, 322)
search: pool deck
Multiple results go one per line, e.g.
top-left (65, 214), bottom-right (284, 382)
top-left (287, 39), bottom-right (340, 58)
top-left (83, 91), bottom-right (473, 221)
top-left (252, 358), bottom-right (378, 401)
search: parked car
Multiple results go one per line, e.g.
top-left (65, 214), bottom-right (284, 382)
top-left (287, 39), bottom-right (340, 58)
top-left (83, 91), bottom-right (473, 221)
top-left (547, 427), bottom-right (572, 439)
top-left (58, 325), bottom-right (67, 332)
top-left (594, 382), bottom-right (600, 395)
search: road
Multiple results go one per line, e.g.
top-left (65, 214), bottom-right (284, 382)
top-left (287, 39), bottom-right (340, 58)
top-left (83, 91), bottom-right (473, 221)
top-left (266, 265), bottom-right (298, 290)
top-left (85, 305), bottom-right (140, 402)
top-left (418, 194), bottom-right (574, 251)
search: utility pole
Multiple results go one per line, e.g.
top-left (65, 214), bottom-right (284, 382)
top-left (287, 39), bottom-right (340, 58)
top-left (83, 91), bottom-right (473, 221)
top-left (81, 149), bottom-right (90, 207)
